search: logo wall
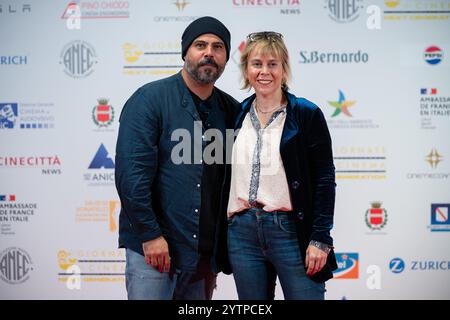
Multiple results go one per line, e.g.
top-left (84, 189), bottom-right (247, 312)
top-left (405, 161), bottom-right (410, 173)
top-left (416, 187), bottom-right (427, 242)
top-left (84, 144), bottom-right (115, 186)
top-left (122, 41), bottom-right (182, 76)
top-left (0, 247), bottom-right (33, 284)
top-left (365, 201), bottom-right (388, 232)
top-left (334, 146), bottom-right (387, 180)
top-left (0, 195), bottom-right (37, 235)
top-left (60, 40), bottom-right (98, 78)
top-left (424, 46), bottom-right (443, 65)
top-left (406, 149), bottom-right (449, 180)
top-left (429, 204), bottom-right (450, 232)
top-left (324, 0), bottom-right (364, 23)
top-left (326, 90), bottom-right (379, 129)
top-left (0, 155), bottom-right (61, 175)
top-left (153, 0), bottom-right (198, 23)
top-left (75, 200), bottom-right (120, 232)
top-left (61, 1), bottom-right (130, 20)
top-left (389, 257), bottom-right (405, 273)
top-left (0, 103), bottom-right (55, 130)
top-left (384, 1), bottom-right (450, 21)
top-left (57, 249), bottom-right (125, 284)
top-left (333, 253), bottom-right (359, 279)
top-left (0, 55), bottom-right (27, 65)
top-left (0, 4), bottom-right (31, 15)
top-left (419, 88), bottom-right (450, 130)
top-left (232, 0), bottom-right (301, 15)
top-left (92, 98), bottom-right (114, 129)
top-left (389, 257), bottom-right (450, 272)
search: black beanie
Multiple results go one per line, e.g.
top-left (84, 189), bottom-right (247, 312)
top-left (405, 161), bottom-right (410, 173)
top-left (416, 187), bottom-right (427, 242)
top-left (181, 16), bottom-right (231, 61)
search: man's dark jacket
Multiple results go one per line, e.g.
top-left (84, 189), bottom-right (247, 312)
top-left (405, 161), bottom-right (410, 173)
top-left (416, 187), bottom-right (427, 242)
top-left (115, 72), bottom-right (239, 273)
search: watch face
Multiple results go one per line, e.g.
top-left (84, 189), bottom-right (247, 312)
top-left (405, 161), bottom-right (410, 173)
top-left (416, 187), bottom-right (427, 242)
top-left (311, 241), bottom-right (331, 254)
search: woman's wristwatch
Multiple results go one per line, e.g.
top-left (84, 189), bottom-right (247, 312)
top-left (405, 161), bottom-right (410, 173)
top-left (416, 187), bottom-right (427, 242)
top-left (309, 240), bottom-right (333, 254)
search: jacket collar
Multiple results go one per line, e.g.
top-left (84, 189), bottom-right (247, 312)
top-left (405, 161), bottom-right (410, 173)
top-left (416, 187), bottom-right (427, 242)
top-left (176, 71), bottom-right (223, 122)
top-left (176, 71), bottom-right (202, 121)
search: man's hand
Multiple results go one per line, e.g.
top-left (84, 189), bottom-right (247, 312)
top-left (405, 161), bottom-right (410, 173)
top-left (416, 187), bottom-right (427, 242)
top-left (305, 244), bottom-right (328, 276)
top-left (142, 236), bottom-right (171, 273)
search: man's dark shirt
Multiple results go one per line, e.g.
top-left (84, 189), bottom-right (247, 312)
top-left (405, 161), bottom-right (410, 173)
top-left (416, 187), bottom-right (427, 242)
top-left (189, 89), bottom-right (225, 257)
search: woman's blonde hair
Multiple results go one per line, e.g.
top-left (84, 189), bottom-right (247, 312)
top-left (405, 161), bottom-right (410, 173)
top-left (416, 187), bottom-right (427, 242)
top-left (240, 32), bottom-right (291, 91)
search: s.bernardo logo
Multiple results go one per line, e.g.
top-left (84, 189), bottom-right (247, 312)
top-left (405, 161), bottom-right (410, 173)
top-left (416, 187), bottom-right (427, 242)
top-left (299, 50), bottom-right (369, 64)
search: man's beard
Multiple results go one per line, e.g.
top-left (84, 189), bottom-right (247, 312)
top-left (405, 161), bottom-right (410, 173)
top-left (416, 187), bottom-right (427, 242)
top-left (185, 56), bottom-right (225, 84)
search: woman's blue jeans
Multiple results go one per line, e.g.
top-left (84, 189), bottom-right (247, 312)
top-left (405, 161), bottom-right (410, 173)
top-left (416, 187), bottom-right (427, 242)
top-left (228, 207), bottom-right (325, 300)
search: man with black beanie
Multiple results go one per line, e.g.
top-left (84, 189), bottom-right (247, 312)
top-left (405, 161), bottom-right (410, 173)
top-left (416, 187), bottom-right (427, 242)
top-left (115, 16), bottom-right (238, 299)
top-left (181, 16), bottom-right (231, 62)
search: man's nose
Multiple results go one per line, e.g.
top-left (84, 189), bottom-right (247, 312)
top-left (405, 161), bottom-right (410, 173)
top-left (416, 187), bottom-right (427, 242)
top-left (204, 44), bottom-right (214, 57)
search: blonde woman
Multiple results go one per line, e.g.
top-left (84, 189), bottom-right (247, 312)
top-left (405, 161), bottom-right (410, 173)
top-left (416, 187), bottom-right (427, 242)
top-left (226, 32), bottom-right (337, 300)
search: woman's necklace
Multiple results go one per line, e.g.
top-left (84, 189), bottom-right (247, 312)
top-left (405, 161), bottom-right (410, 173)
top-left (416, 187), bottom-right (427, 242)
top-left (255, 99), bottom-right (286, 115)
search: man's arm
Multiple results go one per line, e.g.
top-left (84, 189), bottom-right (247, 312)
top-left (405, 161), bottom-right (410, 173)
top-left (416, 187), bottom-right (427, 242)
top-left (115, 89), bottom-right (169, 271)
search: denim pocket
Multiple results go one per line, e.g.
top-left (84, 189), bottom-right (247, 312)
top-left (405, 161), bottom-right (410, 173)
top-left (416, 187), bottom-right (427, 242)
top-left (227, 215), bottom-right (237, 226)
top-left (277, 216), bottom-right (297, 234)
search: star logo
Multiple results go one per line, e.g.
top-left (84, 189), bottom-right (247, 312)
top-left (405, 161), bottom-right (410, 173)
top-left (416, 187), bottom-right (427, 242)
top-left (174, 0), bottom-right (189, 11)
top-left (425, 148), bottom-right (443, 168)
top-left (328, 90), bottom-right (356, 117)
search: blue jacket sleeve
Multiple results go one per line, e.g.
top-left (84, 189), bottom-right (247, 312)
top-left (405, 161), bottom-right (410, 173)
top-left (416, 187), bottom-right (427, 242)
top-left (307, 107), bottom-right (336, 246)
top-left (115, 88), bottom-right (162, 242)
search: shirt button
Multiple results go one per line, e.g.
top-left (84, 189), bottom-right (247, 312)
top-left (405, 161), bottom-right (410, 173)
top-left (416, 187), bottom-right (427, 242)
top-left (193, 234), bottom-right (197, 239)
top-left (197, 183), bottom-right (201, 188)
top-left (292, 181), bottom-right (300, 189)
top-left (194, 209), bottom-right (199, 213)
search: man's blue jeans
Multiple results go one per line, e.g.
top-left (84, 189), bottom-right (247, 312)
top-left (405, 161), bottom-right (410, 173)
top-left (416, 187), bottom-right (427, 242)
top-left (228, 208), bottom-right (326, 300)
top-left (125, 249), bottom-right (216, 300)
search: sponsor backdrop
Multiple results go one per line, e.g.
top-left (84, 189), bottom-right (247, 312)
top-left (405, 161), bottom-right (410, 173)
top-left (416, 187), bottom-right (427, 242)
top-left (1, 0), bottom-right (449, 300)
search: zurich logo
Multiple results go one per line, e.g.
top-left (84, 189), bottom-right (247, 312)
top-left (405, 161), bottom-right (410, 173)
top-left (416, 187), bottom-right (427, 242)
top-left (389, 257), bottom-right (405, 273)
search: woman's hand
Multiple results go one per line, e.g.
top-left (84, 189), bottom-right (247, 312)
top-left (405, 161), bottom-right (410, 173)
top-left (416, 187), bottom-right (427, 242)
top-left (305, 244), bottom-right (328, 276)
